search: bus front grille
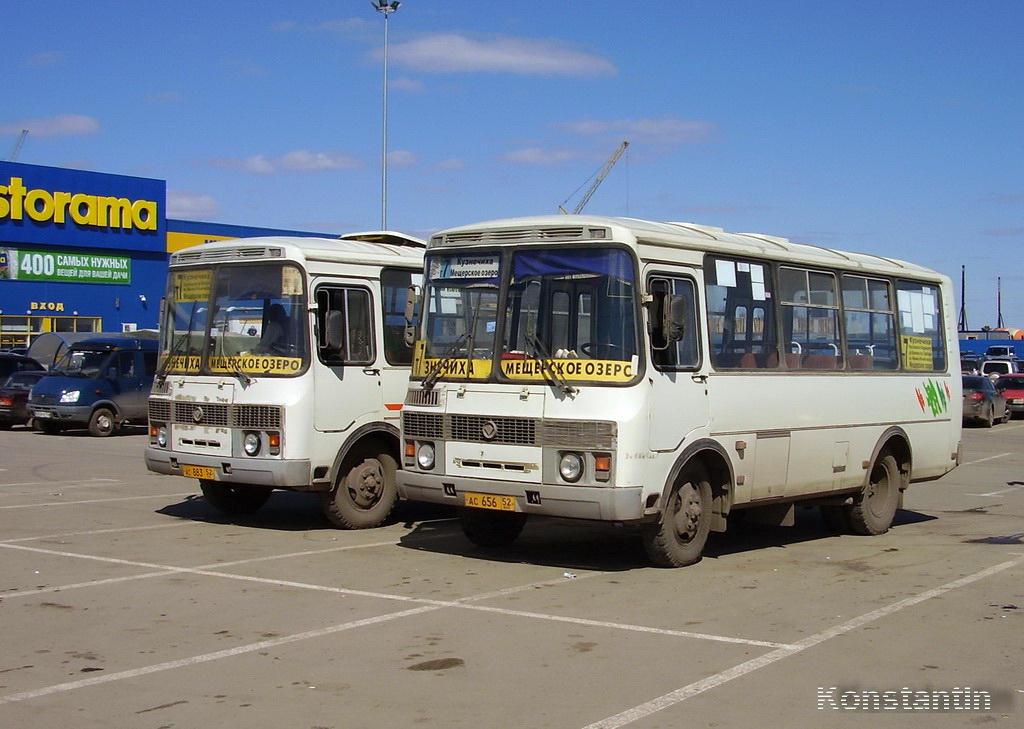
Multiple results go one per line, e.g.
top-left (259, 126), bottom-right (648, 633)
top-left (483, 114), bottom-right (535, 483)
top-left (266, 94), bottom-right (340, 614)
top-left (402, 412), bottom-right (615, 449)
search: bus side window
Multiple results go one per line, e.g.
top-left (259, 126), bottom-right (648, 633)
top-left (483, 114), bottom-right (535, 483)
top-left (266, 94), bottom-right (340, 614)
top-left (317, 286), bottom-right (374, 366)
top-left (704, 257), bottom-right (778, 369)
top-left (381, 268), bottom-right (422, 365)
top-left (649, 276), bottom-right (700, 370)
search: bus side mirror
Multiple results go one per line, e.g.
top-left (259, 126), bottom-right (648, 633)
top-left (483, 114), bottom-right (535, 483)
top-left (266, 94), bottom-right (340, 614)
top-left (324, 310), bottom-right (345, 354)
top-left (404, 284), bottom-right (421, 347)
top-left (664, 294), bottom-right (687, 344)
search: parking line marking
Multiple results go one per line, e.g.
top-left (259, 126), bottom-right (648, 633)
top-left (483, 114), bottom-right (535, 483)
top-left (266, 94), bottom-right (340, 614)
top-left (0, 573), bottom-right (597, 706)
top-left (0, 540), bottom-right (782, 653)
top-left (0, 605), bottom-right (441, 706)
top-left (0, 492), bottom-right (194, 509)
top-left (459, 604), bottom-right (789, 649)
top-left (1, 521), bottom-right (204, 544)
top-left (0, 478), bottom-right (120, 492)
top-left (580, 554), bottom-right (1024, 729)
top-left (966, 483), bottom-right (1024, 497)
top-left (960, 452), bottom-right (1013, 467)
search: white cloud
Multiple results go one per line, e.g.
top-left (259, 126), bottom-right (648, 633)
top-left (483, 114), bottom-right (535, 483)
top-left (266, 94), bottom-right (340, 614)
top-left (167, 190), bottom-right (220, 220)
top-left (24, 51), bottom-right (63, 68)
top-left (211, 149), bottom-right (363, 174)
top-left (0, 114), bottom-right (100, 137)
top-left (559, 116), bottom-right (718, 145)
top-left (383, 34), bottom-right (616, 76)
top-left (387, 150), bottom-right (419, 168)
top-left (500, 147), bottom-right (587, 165)
top-left (389, 76), bottom-right (425, 92)
top-left (436, 158), bottom-right (466, 170)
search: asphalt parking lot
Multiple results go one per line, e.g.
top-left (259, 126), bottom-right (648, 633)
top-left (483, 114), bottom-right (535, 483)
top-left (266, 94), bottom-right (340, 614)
top-left (0, 423), bottom-right (1020, 728)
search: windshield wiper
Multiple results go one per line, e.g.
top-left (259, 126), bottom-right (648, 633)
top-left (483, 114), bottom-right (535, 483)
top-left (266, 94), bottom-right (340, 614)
top-left (422, 333), bottom-right (469, 390)
top-left (525, 332), bottom-right (576, 395)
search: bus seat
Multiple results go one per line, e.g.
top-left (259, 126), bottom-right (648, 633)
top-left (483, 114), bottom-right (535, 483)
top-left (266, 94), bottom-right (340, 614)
top-left (802, 354), bottom-right (838, 370)
top-left (848, 354), bottom-right (873, 370)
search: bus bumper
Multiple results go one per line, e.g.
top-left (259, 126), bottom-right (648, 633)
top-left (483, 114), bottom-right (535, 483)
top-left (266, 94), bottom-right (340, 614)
top-left (144, 447), bottom-right (313, 489)
top-left (398, 471), bottom-right (645, 522)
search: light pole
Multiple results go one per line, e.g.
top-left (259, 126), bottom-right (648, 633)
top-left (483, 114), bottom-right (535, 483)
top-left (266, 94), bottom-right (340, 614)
top-left (372, 0), bottom-right (400, 230)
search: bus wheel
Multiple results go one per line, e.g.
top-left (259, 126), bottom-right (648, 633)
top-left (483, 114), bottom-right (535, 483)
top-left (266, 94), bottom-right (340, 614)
top-left (848, 453), bottom-right (900, 535)
top-left (321, 451), bottom-right (397, 529)
top-left (88, 408), bottom-right (118, 437)
top-left (459, 507), bottom-right (526, 548)
top-left (643, 463), bottom-right (712, 567)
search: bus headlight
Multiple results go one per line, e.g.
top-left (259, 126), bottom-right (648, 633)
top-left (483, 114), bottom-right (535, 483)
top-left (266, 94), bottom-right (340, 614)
top-left (60, 390), bottom-right (81, 403)
top-left (156, 426), bottom-right (168, 448)
top-left (243, 432), bottom-right (261, 456)
top-left (416, 442), bottom-right (435, 470)
top-left (559, 452), bottom-right (584, 483)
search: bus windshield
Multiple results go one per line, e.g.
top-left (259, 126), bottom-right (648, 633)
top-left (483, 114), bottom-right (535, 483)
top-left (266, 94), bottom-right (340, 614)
top-left (417, 247), bottom-right (639, 386)
top-left (502, 247), bottom-right (638, 385)
top-left (160, 263), bottom-right (309, 376)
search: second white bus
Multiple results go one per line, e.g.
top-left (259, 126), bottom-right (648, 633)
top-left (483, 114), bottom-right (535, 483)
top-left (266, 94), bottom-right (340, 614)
top-left (398, 215), bottom-right (961, 566)
top-left (145, 231), bottom-right (424, 528)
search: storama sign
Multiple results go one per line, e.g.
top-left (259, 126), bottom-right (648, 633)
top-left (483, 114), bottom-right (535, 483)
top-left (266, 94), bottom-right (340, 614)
top-left (0, 161), bottom-right (166, 252)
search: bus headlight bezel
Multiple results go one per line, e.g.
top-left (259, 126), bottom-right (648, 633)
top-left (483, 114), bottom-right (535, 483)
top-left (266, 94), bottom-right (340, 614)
top-left (416, 442), bottom-right (436, 470)
top-left (243, 431), bottom-right (261, 456)
top-left (558, 452), bottom-right (584, 483)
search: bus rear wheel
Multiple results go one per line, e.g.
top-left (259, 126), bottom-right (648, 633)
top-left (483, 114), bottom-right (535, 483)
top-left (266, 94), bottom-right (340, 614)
top-left (848, 453), bottom-right (900, 535)
top-left (459, 507), bottom-right (527, 548)
top-left (200, 481), bottom-right (272, 514)
top-left (642, 463), bottom-right (712, 567)
top-left (321, 451), bottom-right (397, 529)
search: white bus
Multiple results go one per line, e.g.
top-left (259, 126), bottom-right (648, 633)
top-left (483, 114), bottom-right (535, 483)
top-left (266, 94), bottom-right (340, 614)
top-left (398, 216), bottom-right (961, 566)
top-left (145, 231), bottom-right (424, 528)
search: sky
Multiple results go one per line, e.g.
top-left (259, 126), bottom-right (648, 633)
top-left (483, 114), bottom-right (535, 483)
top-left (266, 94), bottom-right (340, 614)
top-left (4, 1), bottom-right (1022, 327)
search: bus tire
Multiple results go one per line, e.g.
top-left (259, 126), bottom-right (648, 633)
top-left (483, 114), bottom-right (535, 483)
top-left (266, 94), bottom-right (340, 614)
top-left (459, 507), bottom-right (526, 548)
top-left (38, 420), bottom-right (63, 435)
top-left (321, 450), bottom-right (397, 529)
top-left (642, 463), bottom-right (712, 567)
top-left (848, 452), bottom-right (900, 535)
top-left (88, 408), bottom-right (118, 437)
top-left (200, 481), bottom-right (272, 514)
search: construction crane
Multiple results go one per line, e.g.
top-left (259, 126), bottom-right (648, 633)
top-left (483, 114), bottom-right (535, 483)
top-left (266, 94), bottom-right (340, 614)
top-left (559, 140), bottom-right (629, 214)
top-left (6, 129), bottom-right (28, 162)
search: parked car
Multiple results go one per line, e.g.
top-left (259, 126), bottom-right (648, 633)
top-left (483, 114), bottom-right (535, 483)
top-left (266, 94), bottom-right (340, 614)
top-left (980, 359), bottom-right (1019, 379)
top-left (0, 352), bottom-right (45, 381)
top-left (994, 374), bottom-right (1024, 418)
top-left (28, 337), bottom-right (158, 436)
top-left (0, 371), bottom-right (48, 429)
top-left (962, 375), bottom-right (1010, 427)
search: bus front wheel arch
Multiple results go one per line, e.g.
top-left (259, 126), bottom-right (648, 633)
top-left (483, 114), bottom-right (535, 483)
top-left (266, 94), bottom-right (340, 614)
top-left (642, 461), bottom-right (713, 568)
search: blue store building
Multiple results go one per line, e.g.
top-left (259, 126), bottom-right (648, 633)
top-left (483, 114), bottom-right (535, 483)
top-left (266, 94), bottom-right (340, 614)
top-left (0, 161), bottom-right (330, 350)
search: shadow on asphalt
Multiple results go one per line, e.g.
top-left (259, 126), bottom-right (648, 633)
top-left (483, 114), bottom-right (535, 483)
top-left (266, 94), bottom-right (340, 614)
top-left (155, 491), bottom-right (456, 533)
top-left (397, 507), bottom-right (939, 572)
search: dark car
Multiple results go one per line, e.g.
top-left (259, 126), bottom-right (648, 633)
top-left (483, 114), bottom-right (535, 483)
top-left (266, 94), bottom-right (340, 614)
top-left (0, 371), bottom-right (48, 428)
top-left (962, 375), bottom-right (1010, 427)
top-left (0, 352), bottom-right (46, 381)
top-left (29, 337), bottom-right (157, 436)
top-left (994, 374), bottom-right (1024, 418)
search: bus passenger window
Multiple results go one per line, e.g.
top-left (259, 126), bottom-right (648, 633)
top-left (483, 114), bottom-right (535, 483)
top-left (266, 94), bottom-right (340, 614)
top-left (842, 275), bottom-right (897, 370)
top-left (780, 267), bottom-right (841, 370)
top-left (704, 257), bottom-right (778, 369)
